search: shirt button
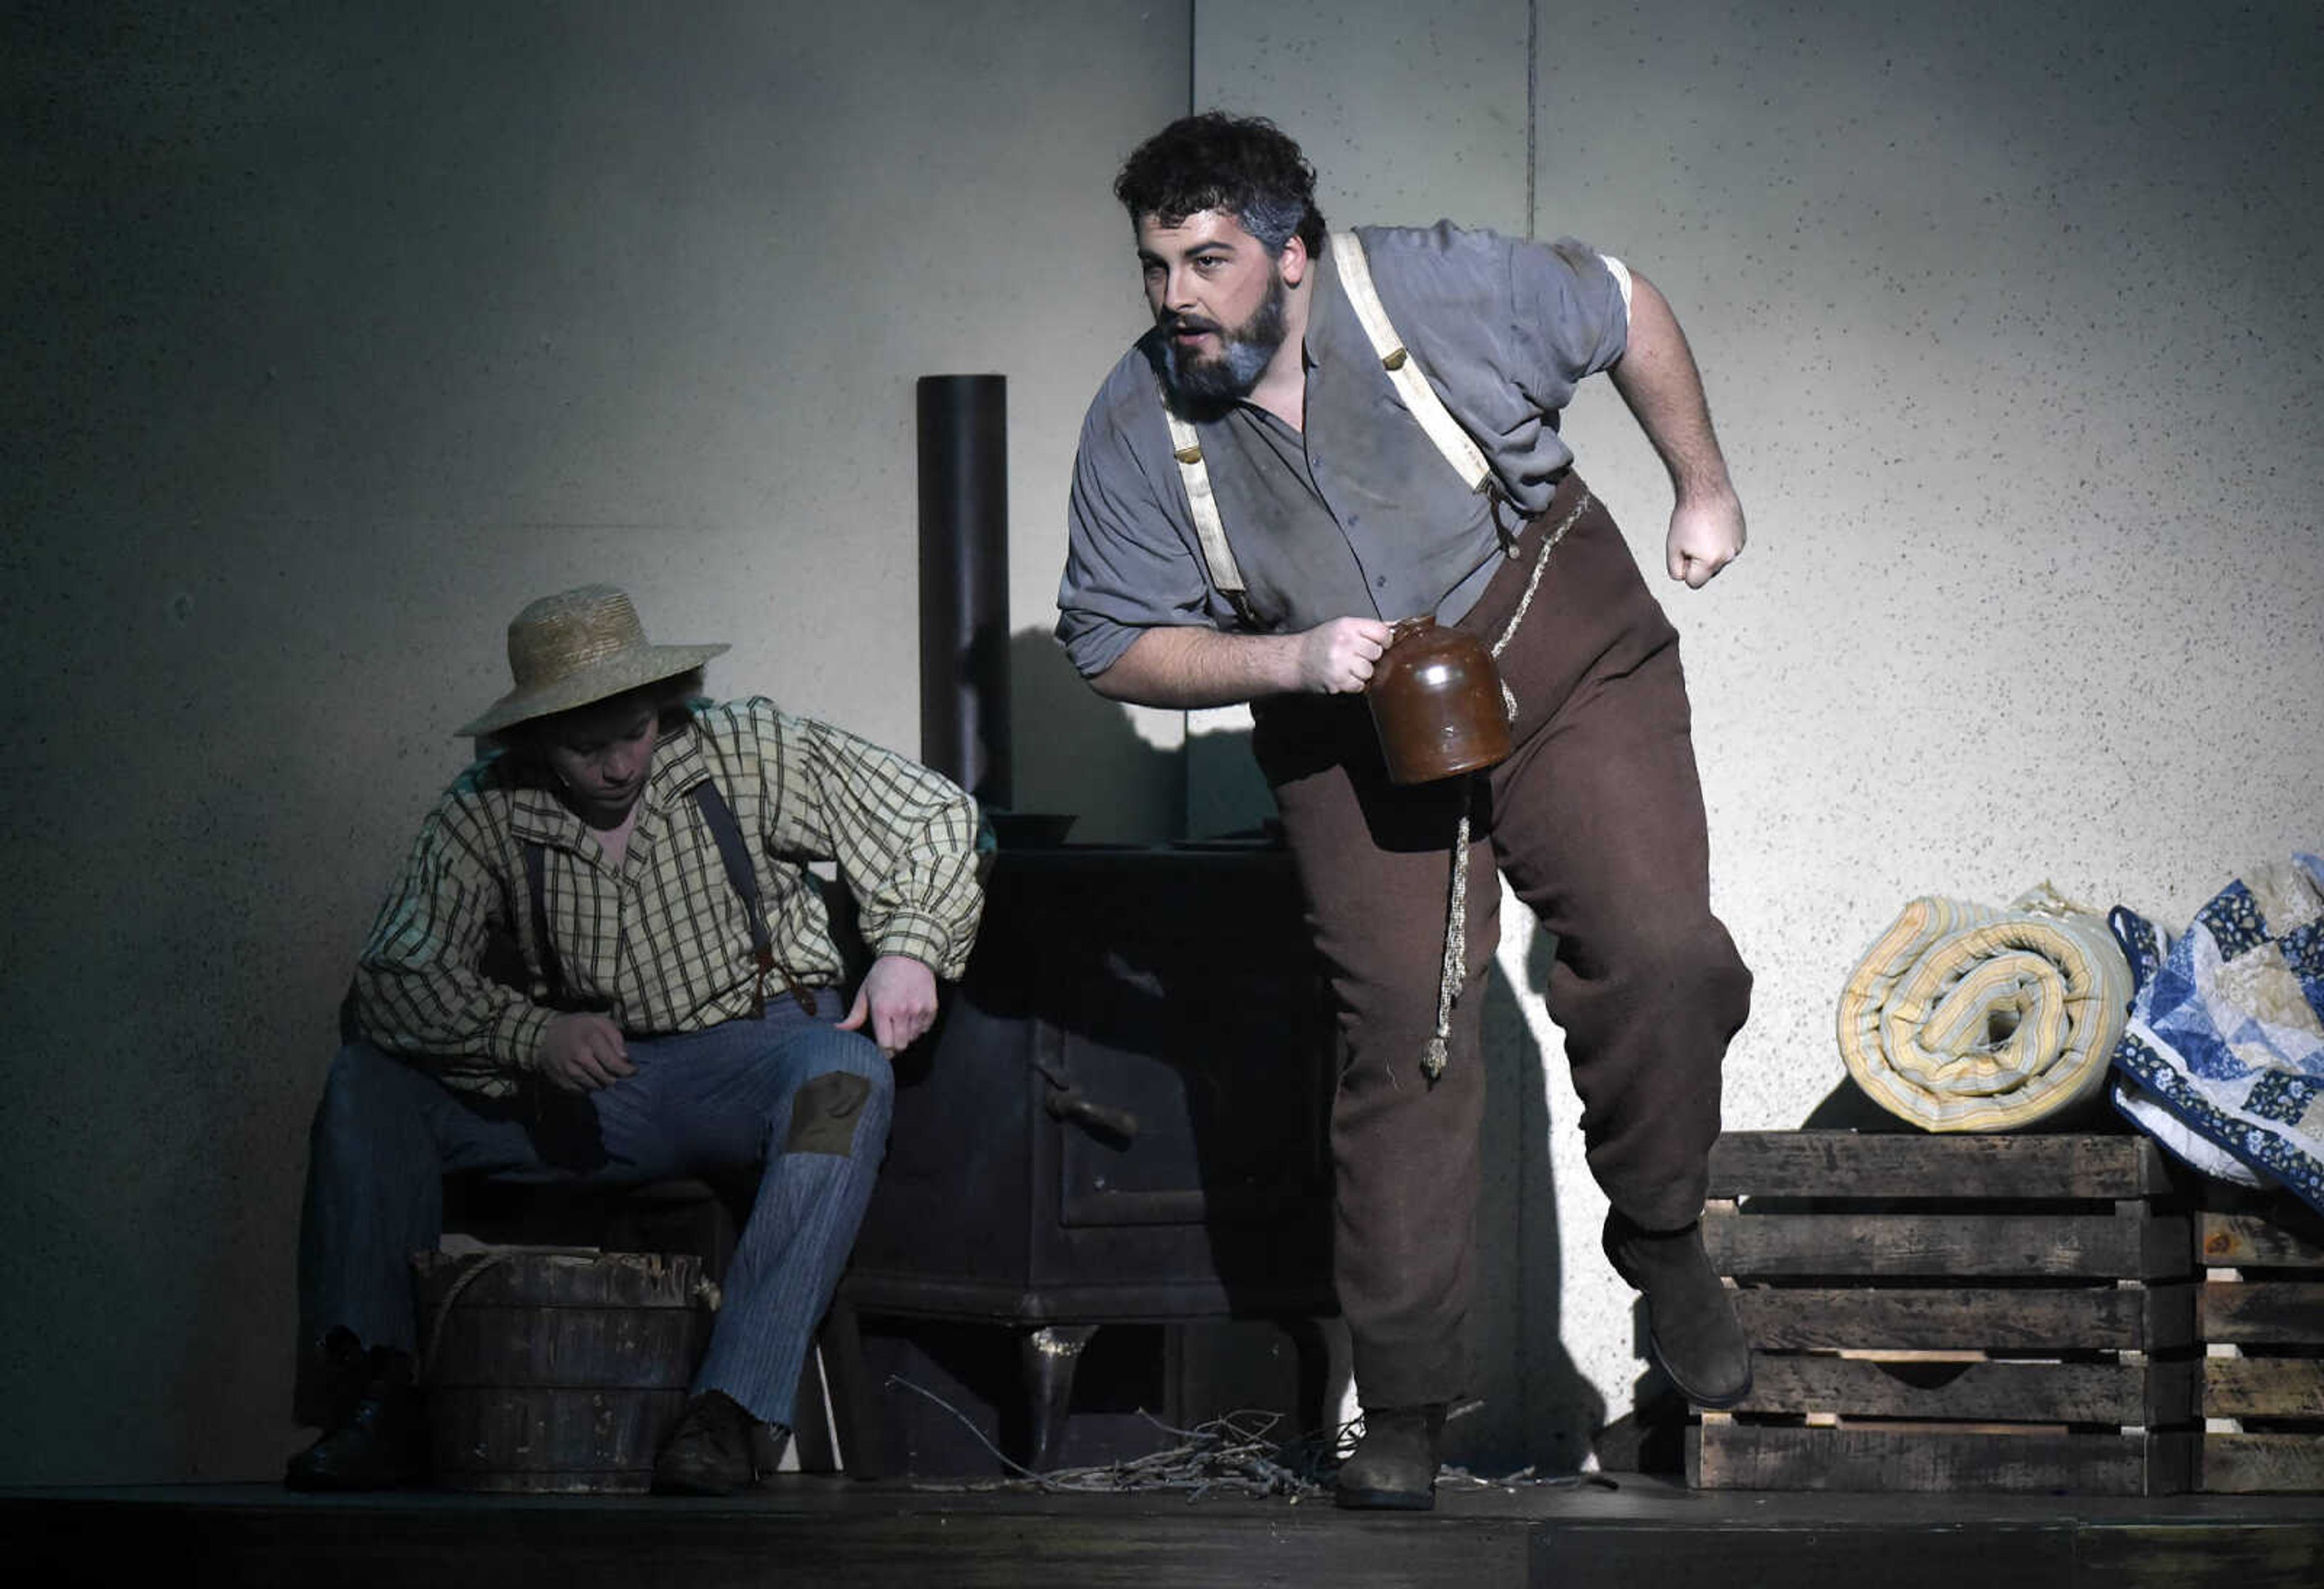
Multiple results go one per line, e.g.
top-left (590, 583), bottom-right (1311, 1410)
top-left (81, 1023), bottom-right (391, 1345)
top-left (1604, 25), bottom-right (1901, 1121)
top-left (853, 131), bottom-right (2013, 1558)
top-left (1375, 575), bottom-right (1388, 589)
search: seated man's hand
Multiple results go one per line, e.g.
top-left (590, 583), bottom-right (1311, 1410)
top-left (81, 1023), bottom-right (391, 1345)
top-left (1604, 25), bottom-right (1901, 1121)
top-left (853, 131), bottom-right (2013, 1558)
top-left (537, 1011), bottom-right (635, 1093)
top-left (838, 954), bottom-right (939, 1057)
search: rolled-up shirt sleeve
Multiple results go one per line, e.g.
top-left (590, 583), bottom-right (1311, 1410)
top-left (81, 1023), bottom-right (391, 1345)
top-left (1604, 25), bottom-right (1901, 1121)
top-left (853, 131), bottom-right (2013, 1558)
top-left (1353, 223), bottom-right (1632, 516)
top-left (764, 711), bottom-right (984, 982)
top-left (1506, 234), bottom-right (1631, 407)
top-left (1054, 376), bottom-right (1219, 680)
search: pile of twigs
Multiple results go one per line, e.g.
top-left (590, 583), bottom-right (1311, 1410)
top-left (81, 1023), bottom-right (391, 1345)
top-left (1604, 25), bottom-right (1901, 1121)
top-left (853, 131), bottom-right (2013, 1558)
top-left (890, 1377), bottom-right (1333, 1499)
top-left (885, 1377), bottom-right (1615, 1501)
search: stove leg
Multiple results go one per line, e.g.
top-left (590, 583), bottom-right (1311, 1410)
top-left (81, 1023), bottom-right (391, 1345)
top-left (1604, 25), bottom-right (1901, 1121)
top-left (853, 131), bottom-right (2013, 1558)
top-left (1020, 1323), bottom-right (1100, 1470)
top-left (1282, 1314), bottom-right (1338, 1442)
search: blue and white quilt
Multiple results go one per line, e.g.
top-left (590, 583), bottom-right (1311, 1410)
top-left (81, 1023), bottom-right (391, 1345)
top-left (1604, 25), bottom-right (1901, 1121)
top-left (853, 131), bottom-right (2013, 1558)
top-left (2108, 852), bottom-right (2324, 1215)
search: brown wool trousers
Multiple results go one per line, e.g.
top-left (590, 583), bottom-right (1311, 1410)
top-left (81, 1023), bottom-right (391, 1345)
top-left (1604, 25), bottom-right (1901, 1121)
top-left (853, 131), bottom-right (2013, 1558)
top-left (1250, 474), bottom-right (1752, 1410)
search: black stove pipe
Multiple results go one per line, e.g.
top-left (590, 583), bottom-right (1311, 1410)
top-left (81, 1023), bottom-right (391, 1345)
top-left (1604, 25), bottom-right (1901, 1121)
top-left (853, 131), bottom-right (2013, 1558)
top-left (916, 374), bottom-right (1011, 809)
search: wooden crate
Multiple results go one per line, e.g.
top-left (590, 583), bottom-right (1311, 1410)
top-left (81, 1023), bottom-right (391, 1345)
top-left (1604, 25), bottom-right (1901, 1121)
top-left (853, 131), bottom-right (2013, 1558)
top-left (2196, 1193), bottom-right (2324, 1493)
top-left (1687, 1130), bottom-right (2198, 1495)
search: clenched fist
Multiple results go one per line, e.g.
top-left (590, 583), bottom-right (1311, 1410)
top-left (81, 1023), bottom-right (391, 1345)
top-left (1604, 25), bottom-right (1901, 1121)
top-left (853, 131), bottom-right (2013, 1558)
top-left (1666, 489), bottom-right (1746, 589)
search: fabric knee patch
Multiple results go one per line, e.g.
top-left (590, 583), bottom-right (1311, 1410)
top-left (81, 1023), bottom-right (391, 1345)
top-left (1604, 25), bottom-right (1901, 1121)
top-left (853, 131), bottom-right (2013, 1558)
top-left (784, 1070), bottom-right (872, 1156)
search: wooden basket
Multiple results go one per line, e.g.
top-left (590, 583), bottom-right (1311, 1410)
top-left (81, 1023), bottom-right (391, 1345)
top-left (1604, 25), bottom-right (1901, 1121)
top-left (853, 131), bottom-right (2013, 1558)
top-left (412, 1248), bottom-right (714, 1493)
top-left (1688, 1130), bottom-right (2197, 1495)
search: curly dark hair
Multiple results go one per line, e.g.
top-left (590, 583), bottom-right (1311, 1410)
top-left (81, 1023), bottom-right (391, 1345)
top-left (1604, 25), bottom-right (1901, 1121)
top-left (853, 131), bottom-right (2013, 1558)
top-left (1113, 112), bottom-right (1327, 255)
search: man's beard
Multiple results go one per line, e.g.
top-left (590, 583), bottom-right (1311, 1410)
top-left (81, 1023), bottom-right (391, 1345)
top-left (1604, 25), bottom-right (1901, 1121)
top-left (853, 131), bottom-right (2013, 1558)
top-left (1159, 271), bottom-right (1289, 404)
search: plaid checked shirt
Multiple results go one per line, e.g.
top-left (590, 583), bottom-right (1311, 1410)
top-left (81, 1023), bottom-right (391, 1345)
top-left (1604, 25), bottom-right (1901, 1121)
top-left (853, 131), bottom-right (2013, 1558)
top-left (353, 698), bottom-right (983, 1095)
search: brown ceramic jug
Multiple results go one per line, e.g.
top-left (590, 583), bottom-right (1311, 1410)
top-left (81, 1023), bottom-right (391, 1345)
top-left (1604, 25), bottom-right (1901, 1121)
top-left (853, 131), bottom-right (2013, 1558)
top-left (1366, 617), bottom-right (1512, 785)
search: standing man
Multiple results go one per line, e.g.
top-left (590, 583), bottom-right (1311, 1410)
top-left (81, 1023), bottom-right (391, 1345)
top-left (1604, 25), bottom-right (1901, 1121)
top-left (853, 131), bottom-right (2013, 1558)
top-left (1055, 114), bottom-right (1753, 1509)
top-left (290, 584), bottom-right (983, 1495)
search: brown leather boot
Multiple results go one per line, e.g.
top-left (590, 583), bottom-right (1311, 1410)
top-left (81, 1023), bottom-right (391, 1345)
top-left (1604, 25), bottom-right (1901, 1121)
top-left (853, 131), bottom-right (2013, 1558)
top-left (1334, 1403), bottom-right (1445, 1510)
top-left (1603, 1208), bottom-right (1753, 1409)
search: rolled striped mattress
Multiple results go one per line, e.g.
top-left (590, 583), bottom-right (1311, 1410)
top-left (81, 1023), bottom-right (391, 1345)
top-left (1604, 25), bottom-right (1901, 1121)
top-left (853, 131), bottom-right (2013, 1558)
top-left (1835, 886), bottom-right (2134, 1132)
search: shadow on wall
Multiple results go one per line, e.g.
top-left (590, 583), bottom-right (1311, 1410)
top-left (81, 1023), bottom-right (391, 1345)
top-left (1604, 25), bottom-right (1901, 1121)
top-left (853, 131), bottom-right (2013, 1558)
top-left (1004, 627), bottom-right (1185, 843)
top-left (1001, 622), bottom-right (1282, 846)
top-left (1471, 926), bottom-right (1609, 1476)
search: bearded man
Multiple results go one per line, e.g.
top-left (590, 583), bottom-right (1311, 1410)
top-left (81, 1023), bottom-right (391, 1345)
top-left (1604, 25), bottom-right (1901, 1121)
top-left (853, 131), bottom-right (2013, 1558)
top-left (1055, 113), bottom-right (1754, 1509)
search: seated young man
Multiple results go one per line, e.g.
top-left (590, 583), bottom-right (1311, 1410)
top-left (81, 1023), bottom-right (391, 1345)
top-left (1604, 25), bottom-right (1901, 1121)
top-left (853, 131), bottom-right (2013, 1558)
top-left (289, 583), bottom-right (983, 1495)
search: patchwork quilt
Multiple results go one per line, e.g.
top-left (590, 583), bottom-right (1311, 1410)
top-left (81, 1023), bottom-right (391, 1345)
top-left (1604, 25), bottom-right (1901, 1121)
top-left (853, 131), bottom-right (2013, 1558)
top-left (2108, 853), bottom-right (2324, 1216)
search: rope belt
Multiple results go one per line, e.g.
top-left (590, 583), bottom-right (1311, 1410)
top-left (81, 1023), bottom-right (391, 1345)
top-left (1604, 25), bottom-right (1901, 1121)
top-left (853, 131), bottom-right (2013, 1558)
top-left (1420, 487), bottom-right (1592, 1080)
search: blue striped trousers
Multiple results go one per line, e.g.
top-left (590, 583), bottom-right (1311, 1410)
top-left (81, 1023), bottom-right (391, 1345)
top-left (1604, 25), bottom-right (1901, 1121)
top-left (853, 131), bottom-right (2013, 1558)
top-left (296, 992), bottom-right (891, 1428)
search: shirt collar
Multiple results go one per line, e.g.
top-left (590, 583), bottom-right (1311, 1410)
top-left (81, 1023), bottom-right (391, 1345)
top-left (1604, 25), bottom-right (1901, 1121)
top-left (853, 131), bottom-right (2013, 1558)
top-left (507, 713), bottom-right (714, 848)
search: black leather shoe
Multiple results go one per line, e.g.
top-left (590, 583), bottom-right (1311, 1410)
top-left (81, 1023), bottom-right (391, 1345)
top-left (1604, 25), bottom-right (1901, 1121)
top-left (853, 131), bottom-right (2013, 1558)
top-left (1334, 1403), bottom-right (1445, 1510)
top-left (1603, 1209), bottom-right (1753, 1409)
top-left (651, 1391), bottom-right (762, 1496)
top-left (284, 1343), bottom-right (426, 1492)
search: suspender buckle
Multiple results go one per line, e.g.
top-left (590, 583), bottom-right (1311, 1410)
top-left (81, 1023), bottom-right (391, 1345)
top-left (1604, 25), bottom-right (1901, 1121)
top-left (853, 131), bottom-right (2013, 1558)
top-left (750, 946), bottom-right (773, 1018)
top-left (1382, 346), bottom-right (1410, 371)
top-left (1487, 485), bottom-right (1521, 558)
top-left (780, 962), bottom-right (818, 1017)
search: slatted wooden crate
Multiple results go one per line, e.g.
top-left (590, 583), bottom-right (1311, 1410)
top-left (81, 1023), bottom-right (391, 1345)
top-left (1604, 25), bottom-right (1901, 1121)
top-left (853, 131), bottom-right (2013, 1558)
top-left (1687, 1130), bottom-right (2198, 1495)
top-left (2196, 1192), bottom-right (2324, 1493)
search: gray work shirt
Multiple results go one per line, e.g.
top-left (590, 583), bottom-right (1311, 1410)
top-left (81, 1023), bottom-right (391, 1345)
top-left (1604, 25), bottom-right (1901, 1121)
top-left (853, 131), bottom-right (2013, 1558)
top-left (1055, 221), bottom-right (1630, 678)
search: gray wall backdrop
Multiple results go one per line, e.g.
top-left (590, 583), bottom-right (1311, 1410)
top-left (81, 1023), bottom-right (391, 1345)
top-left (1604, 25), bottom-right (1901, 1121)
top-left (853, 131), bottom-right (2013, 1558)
top-left (1198, 0), bottom-right (2324, 1458)
top-left (4, 1), bottom-right (2318, 1483)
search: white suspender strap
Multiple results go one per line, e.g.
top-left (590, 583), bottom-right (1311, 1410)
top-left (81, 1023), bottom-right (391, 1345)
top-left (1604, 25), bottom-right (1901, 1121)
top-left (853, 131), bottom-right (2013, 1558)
top-left (1331, 229), bottom-right (1495, 495)
top-left (1157, 382), bottom-right (1255, 614)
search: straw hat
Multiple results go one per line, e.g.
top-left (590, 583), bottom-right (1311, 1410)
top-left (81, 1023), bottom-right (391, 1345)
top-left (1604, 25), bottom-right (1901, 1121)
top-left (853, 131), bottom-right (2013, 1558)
top-left (455, 585), bottom-right (730, 738)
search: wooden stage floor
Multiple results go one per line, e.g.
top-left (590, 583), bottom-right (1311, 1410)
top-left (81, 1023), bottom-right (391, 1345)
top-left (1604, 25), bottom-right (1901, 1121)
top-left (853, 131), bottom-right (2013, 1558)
top-left (10, 1473), bottom-right (2322, 1588)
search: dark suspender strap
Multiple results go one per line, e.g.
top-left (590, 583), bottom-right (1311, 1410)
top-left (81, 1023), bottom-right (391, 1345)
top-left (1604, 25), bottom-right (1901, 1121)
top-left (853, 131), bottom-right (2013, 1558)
top-left (1486, 480), bottom-right (1522, 559)
top-left (689, 781), bottom-right (769, 954)
top-left (522, 839), bottom-right (570, 1008)
top-left (689, 780), bottom-right (807, 1017)
top-left (520, 784), bottom-right (803, 1023)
